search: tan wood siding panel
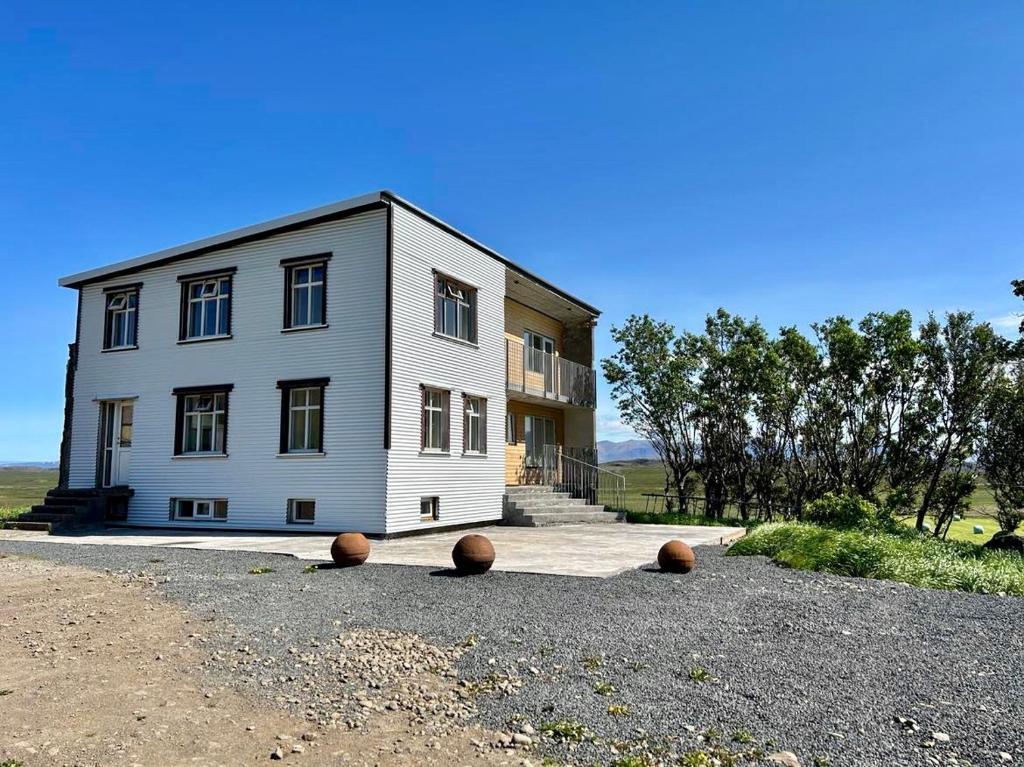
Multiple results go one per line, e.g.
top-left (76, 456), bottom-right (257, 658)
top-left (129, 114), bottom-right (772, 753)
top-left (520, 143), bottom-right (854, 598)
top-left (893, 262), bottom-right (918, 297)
top-left (504, 401), bottom-right (564, 485)
top-left (504, 298), bottom-right (563, 351)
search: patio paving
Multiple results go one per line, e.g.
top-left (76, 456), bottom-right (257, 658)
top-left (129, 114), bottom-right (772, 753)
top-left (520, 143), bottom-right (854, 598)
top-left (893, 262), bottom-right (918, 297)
top-left (0, 523), bottom-right (745, 577)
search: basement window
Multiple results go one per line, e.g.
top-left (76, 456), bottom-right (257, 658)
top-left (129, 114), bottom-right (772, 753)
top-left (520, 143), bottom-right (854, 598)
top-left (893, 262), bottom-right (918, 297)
top-left (420, 496), bottom-right (439, 522)
top-left (173, 498), bottom-right (228, 521)
top-left (288, 498), bottom-right (316, 524)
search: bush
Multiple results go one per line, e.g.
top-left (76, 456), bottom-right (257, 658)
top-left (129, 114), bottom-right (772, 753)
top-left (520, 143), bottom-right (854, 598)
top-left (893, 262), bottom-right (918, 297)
top-left (803, 493), bottom-right (883, 530)
top-left (728, 522), bottom-right (1024, 596)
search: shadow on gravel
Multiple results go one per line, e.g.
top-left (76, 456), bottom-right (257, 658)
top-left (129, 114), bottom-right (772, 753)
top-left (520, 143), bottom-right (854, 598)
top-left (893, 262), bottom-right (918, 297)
top-left (428, 568), bottom-right (478, 578)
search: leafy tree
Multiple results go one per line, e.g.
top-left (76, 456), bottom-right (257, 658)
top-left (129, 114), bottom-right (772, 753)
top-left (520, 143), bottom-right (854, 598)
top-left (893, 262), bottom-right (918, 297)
top-left (979, 362), bottom-right (1024, 533)
top-left (603, 315), bottom-right (700, 506)
top-left (914, 313), bottom-right (1005, 532)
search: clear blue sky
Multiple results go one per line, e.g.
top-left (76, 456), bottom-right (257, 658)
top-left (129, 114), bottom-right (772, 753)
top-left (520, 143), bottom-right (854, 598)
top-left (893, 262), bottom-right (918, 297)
top-left (2, 2), bottom-right (1022, 461)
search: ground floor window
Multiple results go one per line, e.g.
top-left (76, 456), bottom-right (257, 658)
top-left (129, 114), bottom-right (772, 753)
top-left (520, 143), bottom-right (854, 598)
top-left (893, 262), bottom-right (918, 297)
top-left (288, 498), bottom-right (316, 524)
top-left (172, 498), bottom-right (228, 521)
top-left (463, 395), bottom-right (486, 453)
top-left (420, 496), bottom-right (439, 521)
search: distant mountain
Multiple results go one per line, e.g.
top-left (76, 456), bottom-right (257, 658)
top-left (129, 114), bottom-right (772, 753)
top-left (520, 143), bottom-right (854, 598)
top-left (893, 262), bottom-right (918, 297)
top-left (597, 439), bottom-right (658, 463)
top-left (0, 461), bottom-right (58, 469)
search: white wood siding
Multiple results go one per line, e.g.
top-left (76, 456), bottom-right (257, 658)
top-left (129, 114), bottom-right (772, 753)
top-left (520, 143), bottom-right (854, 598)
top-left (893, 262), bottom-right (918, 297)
top-left (385, 205), bottom-right (506, 534)
top-left (67, 210), bottom-right (389, 533)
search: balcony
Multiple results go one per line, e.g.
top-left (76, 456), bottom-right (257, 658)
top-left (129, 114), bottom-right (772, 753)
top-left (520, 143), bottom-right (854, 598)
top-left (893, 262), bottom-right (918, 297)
top-left (506, 337), bottom-right (596, 408)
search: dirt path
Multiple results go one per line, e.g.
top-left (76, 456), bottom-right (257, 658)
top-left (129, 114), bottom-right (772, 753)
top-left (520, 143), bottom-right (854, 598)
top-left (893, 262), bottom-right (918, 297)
top-left (0, 555), bottom-right (525, 767)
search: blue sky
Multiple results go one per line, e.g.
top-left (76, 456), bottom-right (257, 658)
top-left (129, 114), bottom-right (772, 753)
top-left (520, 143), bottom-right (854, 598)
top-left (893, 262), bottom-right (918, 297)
top-left (2, 2), bottom-right (1022, 460)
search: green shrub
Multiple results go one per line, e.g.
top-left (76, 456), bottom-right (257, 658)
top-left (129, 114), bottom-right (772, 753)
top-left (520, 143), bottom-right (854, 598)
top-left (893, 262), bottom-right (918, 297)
top-left (804, 493), bottom-right (881, 530)
top-left (729, 522), bottom-right (1024, 596)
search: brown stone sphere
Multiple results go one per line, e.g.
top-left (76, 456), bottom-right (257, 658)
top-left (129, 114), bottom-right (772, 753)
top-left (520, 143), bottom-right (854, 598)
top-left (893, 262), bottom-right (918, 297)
top-left (658, 540), bottom-right (695, 574)
top-left (452, 534), bottom-right (495, 574)
top-left (330, 532), bottom-right (370, 567)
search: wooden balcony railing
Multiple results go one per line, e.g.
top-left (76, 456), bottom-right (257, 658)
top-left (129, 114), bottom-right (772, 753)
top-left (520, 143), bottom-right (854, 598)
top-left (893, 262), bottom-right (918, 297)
top-left (505, 337), bottom-right (597, 407)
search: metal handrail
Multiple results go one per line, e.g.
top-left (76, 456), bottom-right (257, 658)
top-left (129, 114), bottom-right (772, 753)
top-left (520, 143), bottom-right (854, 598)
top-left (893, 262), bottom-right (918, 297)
top-left (542, 444), bottom-right (626, 510)
top-left (505, 337), bottom-right (597, 407)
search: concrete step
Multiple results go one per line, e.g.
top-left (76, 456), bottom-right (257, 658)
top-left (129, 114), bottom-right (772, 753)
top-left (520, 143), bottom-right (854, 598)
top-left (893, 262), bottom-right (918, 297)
top-left (43, 496), bottom-right (92, 507)
top-left (506, 497), bottom-right (589, 510)
top-left (20, 511), bottom-right (81, 524)
top-left (31, 504), bottom-right (80, 516)
top-left (510, 509), bottom-right (622, 527)
top-left (503, 485), bottom-right (559, 496)
top-left (2, 520), bottom-right (52, 532)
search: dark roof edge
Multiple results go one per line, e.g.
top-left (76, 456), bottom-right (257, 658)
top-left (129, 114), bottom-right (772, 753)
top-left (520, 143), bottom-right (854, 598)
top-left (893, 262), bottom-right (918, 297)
top-left (58, 190), bottom-right (601, 316)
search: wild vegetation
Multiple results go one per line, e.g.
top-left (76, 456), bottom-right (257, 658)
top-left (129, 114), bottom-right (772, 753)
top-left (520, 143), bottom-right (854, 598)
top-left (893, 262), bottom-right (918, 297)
top-left (603, 281), bottom-right (1024, 538)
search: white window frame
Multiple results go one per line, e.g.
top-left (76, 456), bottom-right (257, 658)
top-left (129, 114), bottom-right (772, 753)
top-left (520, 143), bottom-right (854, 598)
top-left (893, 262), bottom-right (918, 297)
top-left (288, 498), bottom-right (316, 524)
top-left (288, 387), bottom-right (322, 453)
top-left (420, 496), bottom-right (439, 521)
top-left (421, 387), bottom-right (450, 452)
top-left (173, 498), bottom-right (228, 521)
top-left (185, 277), bottom-right (231, 339)
top-left (434, 275), bottom-right (476, 343)
top-left (463, 395), bottom-right (486, 454)
top-left (181, 392), bottom-right (227, 454)
top-left (288, 262), bottom-right (326, 328)
top-left (104, 290), bottom-right (138, 349)
top-left (524, 331), bottom-right (555, 374)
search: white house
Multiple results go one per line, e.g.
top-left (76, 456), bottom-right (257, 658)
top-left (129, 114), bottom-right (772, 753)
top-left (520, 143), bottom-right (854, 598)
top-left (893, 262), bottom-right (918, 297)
top-left (29, 192), bottom-right (613, 536)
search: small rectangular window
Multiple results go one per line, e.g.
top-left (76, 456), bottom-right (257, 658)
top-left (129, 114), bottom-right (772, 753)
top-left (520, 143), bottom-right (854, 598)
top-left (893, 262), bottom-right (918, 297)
top-left (278, 378), bottom-right (329, 454)
top-left (421, 387), bottom-right (450, 451)
top-left (288, 499), bottom-right (316, 524)
top-left (434, 274), bottom-right (477, 343)
top-left (463, 395), bottom-right (487, 454)
top-left (283, 258), bottom-right (328, 329)
top-left (173, 498), bottom-right (227, 521)
top-left (103, 286), bottom-right (140, 350)
top-left (420, 496), bottom-right (439, 521)
top-left (178, 270), bottom-right (234, 341)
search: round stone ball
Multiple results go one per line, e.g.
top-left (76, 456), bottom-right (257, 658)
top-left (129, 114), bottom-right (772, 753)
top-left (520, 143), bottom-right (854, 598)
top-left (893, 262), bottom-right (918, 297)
top-left (658, 540), bottom-right (695, 574)
top-left (452, 534), bottom-right (495, 575)
top-left (330, 532), bottom-right (370, 567)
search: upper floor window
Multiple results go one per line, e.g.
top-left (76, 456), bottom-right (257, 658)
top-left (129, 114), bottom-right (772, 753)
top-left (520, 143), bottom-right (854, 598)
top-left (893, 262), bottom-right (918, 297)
top-left (178, 268), bottom-right (235, 341)
top-left (434, 274), bottom-right (476, 343)
top-left (421, 386), bottom-right (450, 452)
top-left (282, 254), bottom-right (329, 330)
top-left (463, 395), bottom-right (487, 454)
top-left (525, 330), bottom-right (555, 373)
top-left (103, 284), bottom-right (140, 350)
top-left (172, 384), bottom-right (233, 456)
top-left (277, 378), bottom-right (329, 454)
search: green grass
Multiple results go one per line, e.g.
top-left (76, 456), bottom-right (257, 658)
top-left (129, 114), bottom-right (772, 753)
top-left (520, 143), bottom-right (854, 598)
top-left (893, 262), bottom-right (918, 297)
top-left (729, 522), bottom-right (1024, 596)
top-left (901, 514), bottom-right (1000, 545)
top-left (0, 467), bottom-right (57, 514)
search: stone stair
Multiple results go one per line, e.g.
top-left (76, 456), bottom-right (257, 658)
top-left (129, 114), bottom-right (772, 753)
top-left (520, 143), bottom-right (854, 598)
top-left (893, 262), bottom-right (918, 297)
top-left (502, 485), bottom-right (622, 527)
top-left (3, 488), bottom-right (128, 533)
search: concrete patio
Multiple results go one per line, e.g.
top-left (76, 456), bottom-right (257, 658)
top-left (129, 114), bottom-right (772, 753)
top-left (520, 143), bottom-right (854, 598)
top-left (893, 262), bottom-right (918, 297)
top-left (0, 523), bottom-right (745, 577)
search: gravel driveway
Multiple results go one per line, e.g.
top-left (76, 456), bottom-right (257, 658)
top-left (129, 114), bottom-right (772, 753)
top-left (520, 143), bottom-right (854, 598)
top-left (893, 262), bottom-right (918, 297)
top-left (1, 538), bottom-right (1020, 767)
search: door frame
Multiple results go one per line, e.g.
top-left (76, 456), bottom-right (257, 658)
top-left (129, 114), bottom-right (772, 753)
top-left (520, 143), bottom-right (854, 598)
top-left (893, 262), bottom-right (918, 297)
top-left (98, 398), bottom-right (135, 488)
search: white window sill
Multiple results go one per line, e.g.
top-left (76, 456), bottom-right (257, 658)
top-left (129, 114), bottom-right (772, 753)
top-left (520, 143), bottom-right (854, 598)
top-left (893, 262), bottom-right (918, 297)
top-left (282, 324), bottom-right (329, 334)
top-left (102, 345), bottom-right (139, 353)
top-left (288, 519), bottom-right (316, 525)
top-left (178, 335), bottom-right (232, 345)
top-left (419, 449), bottom-right (450, 456)
top-left (462, 451), bottom-right (488, 458)
top-left (432, 332), bottom-right (478, 349)
top-left (276, 452), bottom-right (326, 459)
top-left (175, 517), bottom-right (228, 522)
top-left (173, 453), bottom-right (229, 460)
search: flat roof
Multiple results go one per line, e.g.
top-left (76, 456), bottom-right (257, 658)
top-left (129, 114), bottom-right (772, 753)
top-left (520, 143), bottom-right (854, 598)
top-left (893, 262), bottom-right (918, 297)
top-left (59, 190), bottom-right (600, 316)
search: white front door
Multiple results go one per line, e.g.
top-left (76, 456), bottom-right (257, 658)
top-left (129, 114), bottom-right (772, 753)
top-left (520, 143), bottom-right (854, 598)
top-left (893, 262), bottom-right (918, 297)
top-left (101, 400), bottom-right (133, 487)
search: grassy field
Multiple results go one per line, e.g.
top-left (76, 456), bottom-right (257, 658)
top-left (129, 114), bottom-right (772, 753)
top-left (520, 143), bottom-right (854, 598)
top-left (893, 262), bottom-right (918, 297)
top-left (0, 467), bottom-right (58, 519)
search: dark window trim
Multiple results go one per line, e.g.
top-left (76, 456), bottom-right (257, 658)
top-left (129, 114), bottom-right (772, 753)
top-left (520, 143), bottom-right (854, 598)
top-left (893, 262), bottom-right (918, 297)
top-left (420, 496), bottom-right (440, 522)
top-left (280, 252), bottom-right (332, 267)
top-left (277, 378), bottom-right (330, 454)
top-left (462, 393), bottom-right (488, 455)
top-left (175, 266), bottom-right (238, 283)
top-left (432, 271), bottom-right (478, 345)
top-left (419, 384), bottom-right (450, 452)
top-left (102, 284), bottom-right (141, 352)
top-left (178, 270), bottom-right (234, 341)
top-left (172, 384), bottom-right (233, 456)
top-left (282, 256), bottom-right (329, 330)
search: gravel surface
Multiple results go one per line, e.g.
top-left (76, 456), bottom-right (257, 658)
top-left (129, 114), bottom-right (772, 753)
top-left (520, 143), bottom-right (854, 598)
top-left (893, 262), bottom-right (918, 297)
top-left (1, 538), bottom-right (1021, 767)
